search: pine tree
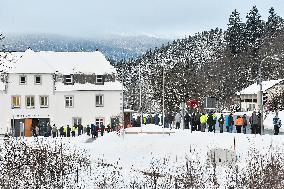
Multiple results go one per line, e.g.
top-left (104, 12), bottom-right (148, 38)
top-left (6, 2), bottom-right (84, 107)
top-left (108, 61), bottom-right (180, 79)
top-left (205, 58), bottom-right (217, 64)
top-left (245, 6), bottom-right (265, 55)
top-left (266, 7), bottom-right (283, 37)
top-left (226, 9), bottom-right (245, 54)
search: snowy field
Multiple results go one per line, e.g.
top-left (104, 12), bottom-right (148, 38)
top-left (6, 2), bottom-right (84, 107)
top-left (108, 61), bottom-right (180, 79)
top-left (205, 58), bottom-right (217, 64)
top-left (1, 124), bottom-right (284, 188)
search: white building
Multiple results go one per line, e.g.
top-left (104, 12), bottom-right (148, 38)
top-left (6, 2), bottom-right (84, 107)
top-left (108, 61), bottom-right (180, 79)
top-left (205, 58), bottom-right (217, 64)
top-left (0, 49), bottom-right (122, 136)
top-left (238, 79), bottom-right (283, 112)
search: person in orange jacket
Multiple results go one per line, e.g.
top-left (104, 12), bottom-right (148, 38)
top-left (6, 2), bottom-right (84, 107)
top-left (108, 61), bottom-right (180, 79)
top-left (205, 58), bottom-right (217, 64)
top-left (235, 116), bottom-right (243, 133)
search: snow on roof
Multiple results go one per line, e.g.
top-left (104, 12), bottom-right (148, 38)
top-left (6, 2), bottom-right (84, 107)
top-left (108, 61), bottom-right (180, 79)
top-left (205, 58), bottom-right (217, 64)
top-left (55, 81), bottom-right (122, 92)
top-left (9, 49), bottom-right (116, 74)
top-left (0, 52), bottom-right (23, 73)
top-left (239, 79), bottom-right (283, 95)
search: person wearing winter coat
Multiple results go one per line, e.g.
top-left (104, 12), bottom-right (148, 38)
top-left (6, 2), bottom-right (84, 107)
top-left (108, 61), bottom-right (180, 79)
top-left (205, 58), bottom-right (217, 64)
top-left (100, 124), bottom-right (105, 136)
top-left (257, 112), bottom-right (261, 134)
top-left (175, 112), bottom-right (182, 129)
top-left (250, 111), bottom-right (258, 134)
top-left (195, 112), bottom-right (201, 131)
top-left (71, 125), bottom-right (76, 137)
top-left (63, 126), bottom-right (67, 137)
top-left (48, 124), bottom-right (52, 137)
top-left (52, 124), bottom-right (58, 138)
top-left (184, 113), bottom-right (190, 129)
top-left (273, 113), bottom-right (281, 135)
top-left (235, 116), bottom-right (243, 133)
top-left (228, 113), bottom-right (234, 133)
top-left (191, 113), bottom-right (196, 131)
top-left (95, 124), bottom-right (99, 137)
top-left (154, 114), bottom-right (159, 125)
top-left (207, 112), bottom-right (214, 132)
top-left (212, 112), bottom-right (217, 133)
top-left (242, 114), bottom-right (248, 134)
top-left (59, 126), bottom-right (64, 137)
top-left (77, 124), bottom-right (83, 136)
top-left (107, 124), bottom-right (111, 133)
top-left (147, 115), bottom-right (151, 124)
top-left (86, 125), bottom-right (91, 136)
top-left (218, 114), bottom-right (225, 133)
top-left (91, 124), bottom-right (96, 138)
top-left (200, 113), bottom-right (207, 132)
top-left (66, 125), bottom-right (71, 137)
top-left (225, 115), bottom-right (229, 132)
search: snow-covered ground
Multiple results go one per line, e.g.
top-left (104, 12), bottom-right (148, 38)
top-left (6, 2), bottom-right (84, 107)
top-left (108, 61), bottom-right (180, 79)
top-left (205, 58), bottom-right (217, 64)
top-left (1, 124), bottom-right (284, 188)
top-left (79, 125), bottom-right (284, 187)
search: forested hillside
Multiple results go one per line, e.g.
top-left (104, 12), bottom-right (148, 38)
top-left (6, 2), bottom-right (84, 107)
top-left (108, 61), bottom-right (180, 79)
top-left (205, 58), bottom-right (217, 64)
top-left (116, 6), bottom-right (284, 113)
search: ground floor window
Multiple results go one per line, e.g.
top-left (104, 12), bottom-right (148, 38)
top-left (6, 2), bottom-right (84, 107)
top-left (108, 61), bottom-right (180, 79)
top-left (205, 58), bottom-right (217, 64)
top-left (73, 117), bottom-right (82, 126)
top-left (95, 118), bottom-right (104, 126)
top-left (248, 103), bottom-right (256, 111)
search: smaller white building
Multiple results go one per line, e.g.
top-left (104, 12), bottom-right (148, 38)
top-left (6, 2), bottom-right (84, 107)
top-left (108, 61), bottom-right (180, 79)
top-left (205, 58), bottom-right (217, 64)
top-left (238, 79), bottom-right (283, 112)
top-left (0, 49), bottom-right (123, 136)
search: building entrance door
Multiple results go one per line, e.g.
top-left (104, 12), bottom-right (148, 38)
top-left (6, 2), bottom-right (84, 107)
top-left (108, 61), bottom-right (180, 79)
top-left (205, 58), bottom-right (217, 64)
top-left (24, 119), bottom-right (32, 137)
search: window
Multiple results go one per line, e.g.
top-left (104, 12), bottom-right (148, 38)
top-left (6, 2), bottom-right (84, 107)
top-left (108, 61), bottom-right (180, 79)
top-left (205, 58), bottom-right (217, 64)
top-left (26, 96), bottom-right (35, 109)
top-left (96, 75), bottom-right (103, 84)
top-left (249, 104), bottom-right (256, 111)
top-left (40, 96), bottom-right (48, 108)
top-left (35, 75), bottom-right (41, 84)
top-left (96, 95), bottom-right (104, 107)
top-left (11, 96), bottom-right (21, 108)
top-left (95, 118), bottom-right (104, 126)
top-left (73, 117), bottom-right (82, 126)
top-left (20, 75), bottom-right (27, 85)
top-left (65, 96), bottom-right (74, 108)
top-left (64, 75), bottom-right (73, 84)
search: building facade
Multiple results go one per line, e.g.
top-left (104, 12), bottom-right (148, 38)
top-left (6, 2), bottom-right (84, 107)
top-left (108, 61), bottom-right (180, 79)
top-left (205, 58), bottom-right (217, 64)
top-left (0, 49), bottom-right (122, 136)
top-left (238, 79), bottom-right (283, 112)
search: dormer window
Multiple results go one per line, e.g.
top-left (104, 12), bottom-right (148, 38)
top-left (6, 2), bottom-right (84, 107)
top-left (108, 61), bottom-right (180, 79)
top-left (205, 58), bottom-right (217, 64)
top-left (64, 75), bottom-right (73, 85)
top-left (20, 75), bottom-right (27, 85)
top-left (35, 75), bottom-right (41, 85)
top-left (96, 75), bottom-right (103, 84)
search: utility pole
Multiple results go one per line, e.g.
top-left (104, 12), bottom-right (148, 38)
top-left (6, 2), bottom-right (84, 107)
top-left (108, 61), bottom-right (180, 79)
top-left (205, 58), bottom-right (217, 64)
top-left (258, 59), bottom-right (264, 135)
top-left (139, 62), bottom-right (143, 133)
top-left (162, 60), bottom-right (165, 135)
top-left (122, 64), bottom-right (125, 139)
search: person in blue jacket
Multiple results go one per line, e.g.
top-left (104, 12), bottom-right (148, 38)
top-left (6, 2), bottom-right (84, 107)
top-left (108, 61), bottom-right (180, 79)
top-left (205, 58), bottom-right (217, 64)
top-left (225, 114), bottom-right (229, 132)
top-left (91, 124), bottom-right (96, 138)
top-left (273, 113), bottom-right (282, 135)
top-left (154, 114), bottom-right (159, 125)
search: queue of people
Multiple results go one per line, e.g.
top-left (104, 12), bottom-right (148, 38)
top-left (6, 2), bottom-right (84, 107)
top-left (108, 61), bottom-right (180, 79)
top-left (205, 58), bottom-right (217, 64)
top-left (136, 111), bottom-right (281, 135)
top-left (48, 123), bottom-right (112, 138)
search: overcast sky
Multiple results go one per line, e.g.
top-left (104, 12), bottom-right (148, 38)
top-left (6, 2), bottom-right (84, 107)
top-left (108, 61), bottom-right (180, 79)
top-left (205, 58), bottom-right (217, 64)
top-left (0, 0), bottom-right (283, 39)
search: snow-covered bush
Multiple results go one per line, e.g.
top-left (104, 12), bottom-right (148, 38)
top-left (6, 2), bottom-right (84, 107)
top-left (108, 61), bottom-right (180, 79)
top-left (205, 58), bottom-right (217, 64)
top-left (226, 146), bottom-right (284, 189)
top-left (0, 137), bottom-right (90, 189)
